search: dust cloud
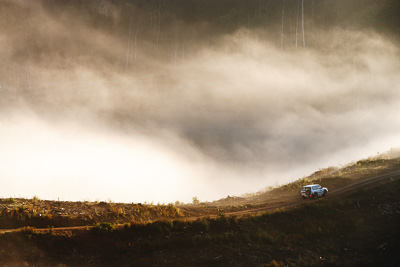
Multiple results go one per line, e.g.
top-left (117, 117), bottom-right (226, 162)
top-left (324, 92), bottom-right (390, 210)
top-left (0, 0), bottom-right (399, 203)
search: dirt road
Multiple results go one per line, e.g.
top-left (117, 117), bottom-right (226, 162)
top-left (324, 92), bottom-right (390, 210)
top-left (219, 169), bottom-right (400, 218)
top-left (1, 169), bottom-right (400, 234)
top-left (178, 168), bottom-right (400, 220)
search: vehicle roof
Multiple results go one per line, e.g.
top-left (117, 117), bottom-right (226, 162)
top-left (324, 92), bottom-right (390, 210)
top-left (303, 184), bottom-right (320, 187)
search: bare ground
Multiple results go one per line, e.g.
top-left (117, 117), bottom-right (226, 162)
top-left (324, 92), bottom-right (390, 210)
top-left (1, 158), bottom-right (399, 234)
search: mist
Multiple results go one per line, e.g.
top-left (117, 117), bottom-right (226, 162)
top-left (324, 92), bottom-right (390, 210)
top-left (1, 0), bottom-right (399, 203)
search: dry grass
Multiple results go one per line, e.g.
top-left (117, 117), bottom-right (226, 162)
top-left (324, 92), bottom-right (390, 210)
top-left (1, 178), bottom-right (399, 266)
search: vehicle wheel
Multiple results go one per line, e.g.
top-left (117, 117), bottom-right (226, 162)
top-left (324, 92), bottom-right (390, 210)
top-left (302, 196), bottom-right (306, 199)
top-left (323, 190), bottom-right (327, 197)
top-left (313, 193), bottom-right (318, 199)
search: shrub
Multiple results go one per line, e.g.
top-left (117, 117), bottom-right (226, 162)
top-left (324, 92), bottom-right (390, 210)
top-left (91, 222), bottom-right (115, 234)
top-left (192, 197), bottom-right (200, 205)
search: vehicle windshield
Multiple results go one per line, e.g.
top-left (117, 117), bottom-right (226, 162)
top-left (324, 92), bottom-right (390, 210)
top-left (302, 187), bottom-right (311, 191)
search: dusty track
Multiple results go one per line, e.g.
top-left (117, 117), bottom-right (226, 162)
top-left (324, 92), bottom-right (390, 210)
top-left (1, 169), bottom-right (400, 234)
top-left (181, 169), bottom-right (400, 220)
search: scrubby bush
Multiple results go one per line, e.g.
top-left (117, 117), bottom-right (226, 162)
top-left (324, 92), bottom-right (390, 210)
top-left (91, 222), bottom-right (115, 234)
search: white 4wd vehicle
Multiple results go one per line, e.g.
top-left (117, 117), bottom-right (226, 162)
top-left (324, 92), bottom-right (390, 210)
top-left (301, 184), bottom-right (328, 199)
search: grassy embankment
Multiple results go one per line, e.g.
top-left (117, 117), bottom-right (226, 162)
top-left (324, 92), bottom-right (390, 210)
top-left (1, 157), bottom-right (399, 228)
top-left (0, 158), bottom-right (399, 266)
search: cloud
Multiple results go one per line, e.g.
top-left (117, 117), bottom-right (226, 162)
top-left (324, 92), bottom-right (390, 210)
top-left (0, 2), bottom-right (399, 203)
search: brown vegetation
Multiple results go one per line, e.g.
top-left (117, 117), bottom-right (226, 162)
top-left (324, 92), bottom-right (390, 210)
top-left (0, 175), bottom-right (399, 266)
top-left (1, 157), bottom-right (399, 228)
top-left (0, 200), bottom-right (182, 230)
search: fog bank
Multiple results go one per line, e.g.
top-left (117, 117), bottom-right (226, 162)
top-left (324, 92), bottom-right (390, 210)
top-left (1, 1), bottom-right (399, 203)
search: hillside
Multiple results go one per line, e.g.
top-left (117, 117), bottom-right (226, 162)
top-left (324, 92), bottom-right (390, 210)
top-left (181, 155), bottom-right (400, 215)
top-left (1, 156), bottom-right (399, 228)
top-left (0, 163), bottom-right (399, 266)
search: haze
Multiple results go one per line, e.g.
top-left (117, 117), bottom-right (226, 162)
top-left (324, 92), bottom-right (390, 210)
top-left (1, 0), bottom-right (399, 203)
